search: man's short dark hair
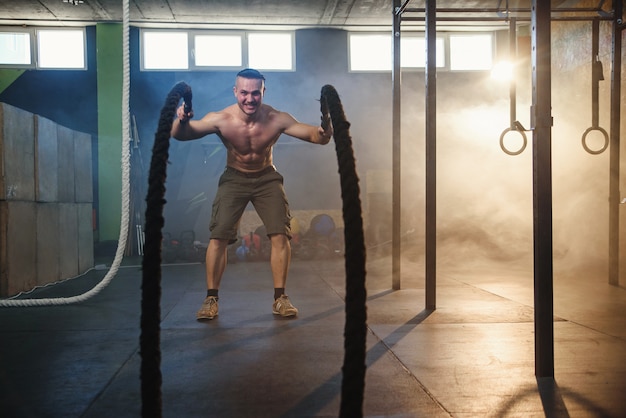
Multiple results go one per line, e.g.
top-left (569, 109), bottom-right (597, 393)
top-left (236, 68), bottom-right (266, 81)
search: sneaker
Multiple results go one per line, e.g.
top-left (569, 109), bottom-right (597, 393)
top-left (272, 295), bottom-right (298, 317)
top-left (197, 296), bottom-right (219, 320)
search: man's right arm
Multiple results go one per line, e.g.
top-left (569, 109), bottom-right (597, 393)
top-left (170, 105), bottom-right (220, 141)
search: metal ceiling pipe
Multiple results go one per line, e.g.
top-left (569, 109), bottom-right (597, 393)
top-left (403, 6), bottom-right (608, 14)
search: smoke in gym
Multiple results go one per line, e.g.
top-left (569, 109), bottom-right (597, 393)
top-left (0, 1), bottom-right (624, 417)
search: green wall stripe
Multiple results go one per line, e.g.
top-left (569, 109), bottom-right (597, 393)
top-left (96, 23), bottom-right (123, 242)
top-left (0, 69), bottom-right (25, 95)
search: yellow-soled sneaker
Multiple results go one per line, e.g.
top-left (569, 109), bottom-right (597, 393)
top-left (272, 295), bottom-right (298, 317)
top-left (196, 296), bottom-right (219, 320)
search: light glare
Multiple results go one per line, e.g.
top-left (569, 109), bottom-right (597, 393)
top-left (491, 61), bottom-right (514, 81)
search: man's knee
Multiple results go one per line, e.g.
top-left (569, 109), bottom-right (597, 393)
top-left (208, 238), bottom-right (229, 251)
top-left (269, 233), bottom-right (290, 249)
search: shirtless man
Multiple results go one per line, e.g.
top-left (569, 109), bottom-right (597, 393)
top-left (170, 68), bottom-right (333, 320)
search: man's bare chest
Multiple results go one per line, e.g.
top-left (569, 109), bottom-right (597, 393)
top-left (220, 124), bottom-right (279, 153)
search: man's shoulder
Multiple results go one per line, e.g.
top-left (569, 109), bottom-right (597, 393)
top-left (264, 105), bottom-right (294, 123)
top-left (218, 104), bottom-right (238, 115)
top-left (262, 103), bottom-right (279, 115)
top-left (207, 106), bottom-right (236, 122)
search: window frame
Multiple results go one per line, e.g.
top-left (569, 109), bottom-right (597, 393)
top-left (140, 29), bottom-right (190, 71)
top-left (347, 32), bottom-right (393, 72)
top-left (0, 26), bottom-right (88, 71)
top-left (448, 32), bottom-right (494, 71)
top-left (192, 31), bottom-right (246, 70)
top-left (399, 33), bottom-right (446, 69)
top-left (35, 27), bottom-right (87, 70)
top-left (140, 29), bottom-right (296, 72)
top-left (246, 31), bottom-right (295, 72)
top-left (0, 28), bottom-right (35, 68)
top-left (0, 26), bottom-right (87, 70)
top-left (348, 31), bottom-right (494, 73)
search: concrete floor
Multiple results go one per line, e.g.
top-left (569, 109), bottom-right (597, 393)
top-left (0, 249), bottom-right (625, 417)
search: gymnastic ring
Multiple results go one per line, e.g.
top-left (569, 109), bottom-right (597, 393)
top-left (499, 127), bottom-right (527, 156)
top-left (581, 126), bottom-right (609, 155)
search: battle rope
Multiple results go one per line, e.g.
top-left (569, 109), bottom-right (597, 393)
top-left (0, 0), bottom-right (131, 308)
top-left (141, 81), bottom-right (192, 418)
top-left (140, 83), bottom-right (364, 417)
top-left (321, 84), bottom-right (368, 418)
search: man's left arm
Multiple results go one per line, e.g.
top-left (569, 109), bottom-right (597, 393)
top-left (282, 113), bottom-right (333, 145)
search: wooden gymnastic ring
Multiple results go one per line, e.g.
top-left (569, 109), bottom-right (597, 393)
top-left (581, 126), bottom-right (609, 155)
top-left (499, 127), bottom-right (527, 156)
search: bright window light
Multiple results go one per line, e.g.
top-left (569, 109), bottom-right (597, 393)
top-left (349, 34), bottom-right (391, 71)
top-left (491, 60), bottom-right (514, 81)
top-left (350, 33), bottom-right (446, 71)
top-left (401, 36), bottom-right (445, 68)
top-left (247, 33), bottom-right (293, 70)
top-left (0, 32), bottom-right (31, 65)
top-left (142, 31), bottom-right (188, 70)
top-left (195, 34), bottom-right (242, 67)
top-left (37, 29), bottom-right (85, 69)
top-left (449, 34), bottom-right (493, 71)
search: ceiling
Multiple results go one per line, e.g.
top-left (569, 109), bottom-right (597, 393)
top-left (0, 0), bottom-right (606, 31)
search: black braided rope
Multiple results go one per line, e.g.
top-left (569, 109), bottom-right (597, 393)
top-left (140, 82), bottom-right (364, 417)
top-left (141, 81), bottom-right (192, 418)
top-left (321, 84), bottom-right (367, 418)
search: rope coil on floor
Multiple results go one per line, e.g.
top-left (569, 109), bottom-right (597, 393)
top-left (321, 84), bottom-right (368, 418)
top-left (0, 0), bottom-right (132, 308)
top-left (141, 81), bottom-right (192, 418)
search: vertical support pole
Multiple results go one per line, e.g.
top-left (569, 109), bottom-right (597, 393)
top-left (531, 0), bottom-right (554, 378)
top-left (591, 19), bottom-right (600, 128)
top-left (608, 0), bottom-right (622, 286)
top-left (509, 18), bottom-right (517, 130)
top-left (425, 0), bottom-right (437, 310)
top-left (392, 0), bottom-right (402, 290)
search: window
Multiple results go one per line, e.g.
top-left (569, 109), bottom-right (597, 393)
top-left (349, 34), bottom-right (391, 71)
top-left (142, 31), bottom-right (189, 70)
top-left (349, 33), bottom-right (445, 71)
top-left (194, 34), bottom-right (243, 67)
top-left (0, 31), bottom-right (32, 65)
top-left (247, 32), bottom-right (294, 71)
top-left (401, 36), bottom-right (445, 68)
top-left (140, 29), bottom-right (294, 71)
top-left (449, 34), bottom-right (493, 71)
top-left (37, 29), bottom-right (85, 69)
top-left (0, 27), bottom-right (86, 69)
top-left (349, 32), bottom-right (493, 72)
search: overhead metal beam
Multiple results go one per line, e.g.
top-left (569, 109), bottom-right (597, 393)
top-left (400, 16), bottom-right (613, 22)
top-left (403, 6), bottom-right (608, 14)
